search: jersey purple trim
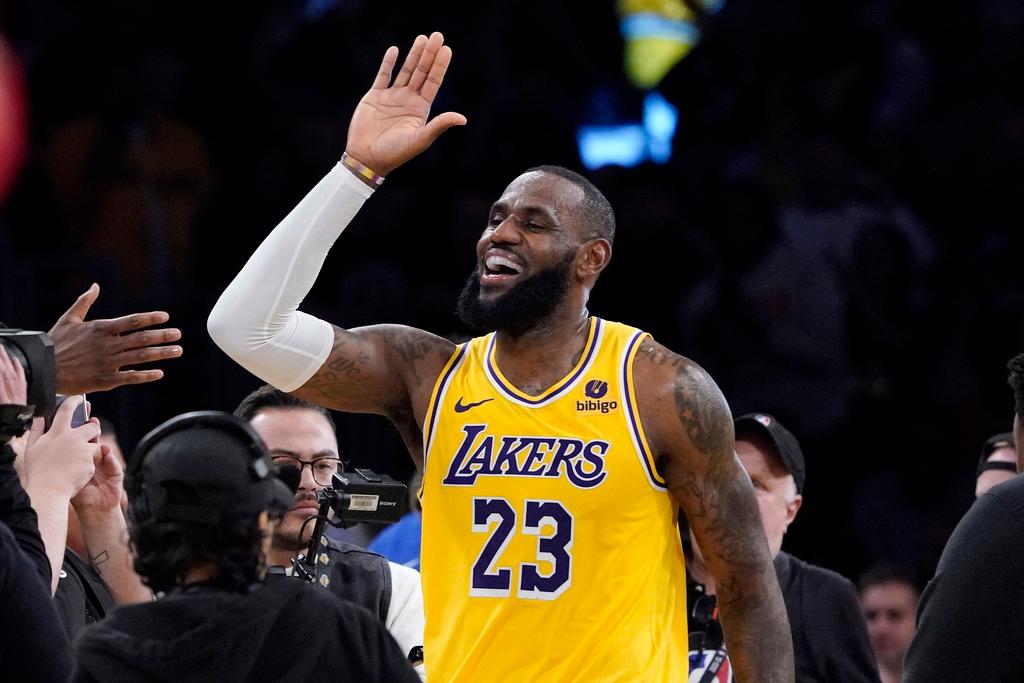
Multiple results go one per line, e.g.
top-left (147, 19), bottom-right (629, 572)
top-left (423, 344), bottom-right (467, 466)
top-left (485, 318), bottom-right (603, 407)
top-left (622, 330), bottom-right (667, 490)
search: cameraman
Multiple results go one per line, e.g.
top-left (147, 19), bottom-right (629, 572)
top-left (235, 386), bottom-right (425, 678)
top-left (0, 346), bottom-right (73, 680)
top-left (73, 411), bottom-right (419, 682)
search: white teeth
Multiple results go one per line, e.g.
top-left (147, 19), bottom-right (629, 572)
top-left (484, 254), bottom-right (522, 274)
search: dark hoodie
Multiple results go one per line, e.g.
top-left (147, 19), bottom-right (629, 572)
top-left (73, 577), bottom-right (419, 683)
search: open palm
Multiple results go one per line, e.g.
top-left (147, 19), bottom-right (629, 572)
top-left (346, 32), bottom-right (466, 176)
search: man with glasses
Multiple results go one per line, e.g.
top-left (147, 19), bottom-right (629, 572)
top-left (234, 385), bottom-right (425, 679)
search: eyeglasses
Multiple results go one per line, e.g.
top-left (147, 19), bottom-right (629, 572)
top-left (270, 454), bottom-right (344, 487)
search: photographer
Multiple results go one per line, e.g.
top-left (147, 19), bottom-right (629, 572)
top-left (235, 386), bottom-right (425, 679)
top-left (0, 345), bottom-right (73, 680)
top-left (73, 411), bottom-right (419, 682)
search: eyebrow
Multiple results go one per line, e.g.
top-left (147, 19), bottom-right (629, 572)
top-left (268, 448), bottom-right (339, 460)
top-left (490, 201), bottom-right (561, 224)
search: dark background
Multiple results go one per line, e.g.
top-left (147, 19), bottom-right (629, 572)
top-left (2, 0), bottom-right (1022, 585)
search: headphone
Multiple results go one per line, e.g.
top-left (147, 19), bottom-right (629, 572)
top-left (127, 410), bottom-right (274, 526)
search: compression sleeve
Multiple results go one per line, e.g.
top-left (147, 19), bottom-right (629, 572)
top-left (207, 163), bottom-right (373, 391)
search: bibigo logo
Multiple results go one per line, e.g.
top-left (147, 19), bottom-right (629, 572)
top-left (578, 379), bottom-right (617, 413)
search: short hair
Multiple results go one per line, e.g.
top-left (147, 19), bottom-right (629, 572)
top-left (1008, 353), bottom-right (1024, 422)
top-left (525, 165), bottom-right (616, 245)
top-left (130, 517), bottom-right (264, 593)
top-left (234, 385), bottom-right (336, 434)
top-left (858, 563), bottom-right (920, 597)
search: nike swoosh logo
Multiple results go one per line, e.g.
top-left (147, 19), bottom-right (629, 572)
top-left (454, 397), bottom-right (494, 413)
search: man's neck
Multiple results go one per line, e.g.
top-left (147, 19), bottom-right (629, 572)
top-left (266, 544), bottom-right (300, 569)
top-left (181, 562), bottom-right (220, 586)
top-left (879, 663), bottom-right (902, 683)
top-left (493, 305), bottom-right (591, 394)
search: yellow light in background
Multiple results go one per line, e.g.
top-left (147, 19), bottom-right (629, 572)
top-left (618, 0), bottom-right (724, 90)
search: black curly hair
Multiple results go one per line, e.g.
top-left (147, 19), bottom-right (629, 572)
top-left (1008, 353), bottom-right (1024, 423)
top-left (130, 516), bottom-right (265, 594)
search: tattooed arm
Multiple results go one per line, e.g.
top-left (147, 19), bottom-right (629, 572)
top-left (635, 339), bottom-right (793, 682)
top-left (293, 325), bottom-right (454, 423)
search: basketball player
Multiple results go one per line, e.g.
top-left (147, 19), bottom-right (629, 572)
top-left (208, 32), bottom-right (792, 682)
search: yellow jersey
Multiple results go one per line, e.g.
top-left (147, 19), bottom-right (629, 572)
top-left (420, 317), bottom-right (689, 682)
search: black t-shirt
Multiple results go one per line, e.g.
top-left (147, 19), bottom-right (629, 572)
top-left (73, 576), bottom-right (419, 683)
top-left (688, 552), bottom-right (880, 683)
top-left (904, 474), bottom-right (1024, 682)
top-left (54, 548), bottom-right (117, 642)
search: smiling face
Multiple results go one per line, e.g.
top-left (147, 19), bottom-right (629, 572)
top-left (457, 170), bottom-right (611, 335)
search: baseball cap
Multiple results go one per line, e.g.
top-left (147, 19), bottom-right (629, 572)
top-left (976, 432), bottom-right (1016, 479)
top-left (128, 411), bottom-right (294, 526)
top-left (734, 412), bottom-right (805, 494)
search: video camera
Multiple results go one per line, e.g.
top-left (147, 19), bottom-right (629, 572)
top-left (0, 329), bottom-right (56, 443)
top-left (287, 467), bottom-right (407, 582)
top-left (320, 468), bottom-right (408, 527)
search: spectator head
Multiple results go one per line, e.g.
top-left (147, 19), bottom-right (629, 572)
top-left (125, 411), bottom-right (292, 593)
top-left (858, 564), bottom-right (919, 679)
top-left (1008, 353), bottom-right (1024, 470)
top-left (235, 385), bottom-right (343, 553)
top-left (975, 432), bottom-right (1016, 497)
top-left (733, 413), bottom-right (805, 558)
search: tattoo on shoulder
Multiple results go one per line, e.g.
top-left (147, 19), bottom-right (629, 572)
top-left (672, 358), bottom-right (730, 457)
top-left (378, 327), bottom-right (451, 387)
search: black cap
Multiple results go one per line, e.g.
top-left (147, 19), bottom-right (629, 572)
top-left (976, 432), bottom-right (1017, 479)
top-left (128, 411), bottom-right (294, 526)
top-left (734, 413), bottom-right (806, 494)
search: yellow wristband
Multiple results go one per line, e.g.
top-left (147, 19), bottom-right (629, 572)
top-left (340, 152), bottom-right (385, 187)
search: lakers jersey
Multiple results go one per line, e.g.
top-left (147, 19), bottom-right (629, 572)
top-left (420, 317), bottom-right (689, 682)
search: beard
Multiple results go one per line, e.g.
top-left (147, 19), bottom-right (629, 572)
top-left (457, 251), bottom-right (575, 336)
top-left (271, 506), bottom-right (316, 552)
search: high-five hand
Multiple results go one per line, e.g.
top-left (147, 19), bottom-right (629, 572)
top-left (345, 32), bottom-right (466, 177)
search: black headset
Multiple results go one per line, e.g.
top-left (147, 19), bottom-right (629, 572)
top-left (127, 410), bottom-right (274, 526)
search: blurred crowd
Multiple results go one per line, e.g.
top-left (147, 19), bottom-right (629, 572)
top-left (1, 1), bottom-right (1023, 679)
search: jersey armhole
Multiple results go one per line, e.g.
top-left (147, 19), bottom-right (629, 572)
top-left (621, 331), bottom-right (668, 490)
top-left (418, 343), bottom-right (468, 502)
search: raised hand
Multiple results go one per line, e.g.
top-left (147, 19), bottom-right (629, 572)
top-left (345, 32), bottom-right (467, 177)
top-left (48, 283), bottom-right (183, 394)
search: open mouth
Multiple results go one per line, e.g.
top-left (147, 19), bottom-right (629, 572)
top-left (481, 251), bottom-right (523, 286)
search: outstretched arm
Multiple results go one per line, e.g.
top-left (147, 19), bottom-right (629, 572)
top-left (49, 283), bottom-right (183, 394)
top-left (635, 339), bottom-right (793, 682)
top-left (208, 33), bottom-right (463, 419)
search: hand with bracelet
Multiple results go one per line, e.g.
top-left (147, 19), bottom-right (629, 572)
top-left (341, 32), bottom-right (466, 187)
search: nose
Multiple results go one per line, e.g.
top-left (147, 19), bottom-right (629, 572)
top-left (488, 215), bottom-right (523, 246)
top-left (297, 463), bottom-right (321, 491)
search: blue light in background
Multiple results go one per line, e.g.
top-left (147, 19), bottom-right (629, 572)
top-left (643, 90), bottom-right (677, 164)
top-left (576, 90), bottom-right (679, 170)
top-left (576, 125), bottom-right (647, 170)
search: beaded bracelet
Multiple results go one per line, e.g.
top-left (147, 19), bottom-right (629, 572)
top-left (340, 152), bottom-right (385, 187)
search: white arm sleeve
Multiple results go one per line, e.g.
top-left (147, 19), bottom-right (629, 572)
top-left (386, 561), bottom-right (426, 681)
top-left (207, 163), bottom-right (374, 391)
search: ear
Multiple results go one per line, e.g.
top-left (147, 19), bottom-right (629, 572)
top-left (783, 493), bottom-right (803, 531)
top-left (576, 238), bottom-right (612, 279)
